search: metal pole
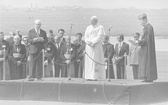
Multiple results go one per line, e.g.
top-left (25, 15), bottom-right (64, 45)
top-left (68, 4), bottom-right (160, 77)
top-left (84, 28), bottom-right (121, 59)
top-left (3, 49), bottom-right (6, 80)
top-left (124, 53), bottom-right (127, 79)
top-left (67, 22), bottom-right (73, 80)
top-left (52, 60), bottom-right (55, 77)
top-left (107, 26), bottom-right (112, 82)
top-left (42, 49), bottom-right (45, 79)
top-left (108, 58), bottom-right (110, 82)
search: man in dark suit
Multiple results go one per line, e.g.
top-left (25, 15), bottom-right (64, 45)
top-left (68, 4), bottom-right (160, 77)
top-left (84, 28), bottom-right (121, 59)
top-left (27, 19), bottom-right (48, 80)
top-left (114, 34), bottom-right (129, 79)
top-left (102, 35), bottom-right (115, 79)
top-left (54, 35), bottom-right (67, 77)
top-left (0, 32), bottom-right (10, 80)
top-left (75, 33), bottom-right (85, 78)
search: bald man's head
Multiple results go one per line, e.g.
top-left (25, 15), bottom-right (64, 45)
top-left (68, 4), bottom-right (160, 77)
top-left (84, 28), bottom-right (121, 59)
top-left (65, 36), bottom-right (71, 44)
top-left (72, 36), bottom-right (79, 45)
top-left (54, 35), bottom-right (61, 44)
top-left (14, 35), bottom-right (21, 44)
top-left (34, 19), bottom-right (41, 30)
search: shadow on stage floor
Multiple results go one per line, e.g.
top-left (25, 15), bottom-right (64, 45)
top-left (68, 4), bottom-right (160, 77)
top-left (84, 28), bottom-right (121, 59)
top-left (0, 78), bottom-right (168, 105)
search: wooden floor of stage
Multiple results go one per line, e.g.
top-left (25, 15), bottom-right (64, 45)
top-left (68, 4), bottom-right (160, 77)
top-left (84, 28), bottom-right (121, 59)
top-left (4, 77), bottom-right (168, 85)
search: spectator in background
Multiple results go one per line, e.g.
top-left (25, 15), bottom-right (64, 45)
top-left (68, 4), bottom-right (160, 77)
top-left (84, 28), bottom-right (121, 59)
top-left (6, 32), bottom-right (15, 46)
top-left (129, 33), bottom-right (141, 79)
top-left (114, 34), bottom-right (129, 79)
top-left (102, 35), bottom-right (115, 79)
top-left (57, 29), bottom-right (65, 42)
top-left (16, 30), bottom-right (22, 42)
top-left (47, 29), bottom-right (55, 43)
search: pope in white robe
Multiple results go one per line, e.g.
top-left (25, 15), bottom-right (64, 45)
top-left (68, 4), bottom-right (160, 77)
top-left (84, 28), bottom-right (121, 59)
top-left (84, 16), bottom-right (106, 80)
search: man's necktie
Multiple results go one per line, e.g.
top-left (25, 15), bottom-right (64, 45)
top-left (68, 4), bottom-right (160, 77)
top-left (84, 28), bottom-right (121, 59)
top-left (36, 29), bottom-right (39, 37)
top-left (57, 44), bottom-right (59, 49)
top-left (118, 43), bottom-right (121, 53)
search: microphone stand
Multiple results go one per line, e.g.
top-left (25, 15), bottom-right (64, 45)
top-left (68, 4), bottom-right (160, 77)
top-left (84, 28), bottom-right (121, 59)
top-left (66, 22), bottom-right (74, 81)
top-left (107, 26), bottom-right (112, 82)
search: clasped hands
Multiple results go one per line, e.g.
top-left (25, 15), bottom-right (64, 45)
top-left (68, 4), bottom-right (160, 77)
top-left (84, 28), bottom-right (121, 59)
top-left (34, 37), bottom-right (44, 42)
top-left (17, 61), bottom-right (21, 66)
top-left (0, 58), bottom-right (4, 62)
top-left (115, 57), bottom-right (122, 61)
top-left (65, 60), bottom-right (70, 64)
top-left (87, 41), bottom-right (95, 47)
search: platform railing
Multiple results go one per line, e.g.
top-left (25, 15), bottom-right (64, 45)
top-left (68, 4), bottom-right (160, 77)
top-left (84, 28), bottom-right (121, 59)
top-left (2, 48), bottom-right (128, 82)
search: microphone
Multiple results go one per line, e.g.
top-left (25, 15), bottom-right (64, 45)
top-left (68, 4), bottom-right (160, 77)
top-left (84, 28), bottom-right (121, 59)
top-left (69, 22), bottom-right (74, 29)
top-left (108, 26), bottom-right (113, 31)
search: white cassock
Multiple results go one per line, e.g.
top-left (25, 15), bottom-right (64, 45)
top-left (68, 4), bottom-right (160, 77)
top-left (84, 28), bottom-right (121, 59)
top-left (84, 24), bottom-right (106, 79)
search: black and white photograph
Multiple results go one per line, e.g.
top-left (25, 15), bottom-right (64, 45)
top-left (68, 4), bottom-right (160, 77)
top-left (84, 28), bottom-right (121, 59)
top-left (0, 0), bottom-right (168, 105)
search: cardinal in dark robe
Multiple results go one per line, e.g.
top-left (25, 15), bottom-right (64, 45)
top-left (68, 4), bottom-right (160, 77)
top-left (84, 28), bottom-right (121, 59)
top-left (138, 13), bottom-right (157, 82)
top-left (9, 35), bottom-right (26, 79)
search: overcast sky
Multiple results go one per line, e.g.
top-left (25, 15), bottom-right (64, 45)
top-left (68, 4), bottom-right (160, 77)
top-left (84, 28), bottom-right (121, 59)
top-left (1, 0), bottom-right (168, 9)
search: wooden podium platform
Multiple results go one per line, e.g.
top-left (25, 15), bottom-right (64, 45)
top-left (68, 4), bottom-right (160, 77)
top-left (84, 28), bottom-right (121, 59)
top-left (0, 78), bottom-right (168, 105)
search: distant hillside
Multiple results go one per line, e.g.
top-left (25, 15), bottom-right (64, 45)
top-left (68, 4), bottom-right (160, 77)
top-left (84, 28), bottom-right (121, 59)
top-left (0, 6), bottom-right (168, 37)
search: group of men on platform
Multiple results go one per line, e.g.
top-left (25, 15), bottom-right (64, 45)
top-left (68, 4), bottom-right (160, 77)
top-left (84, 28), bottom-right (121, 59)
top-left (0, 20), bottom-right (87, 80)
top-left (84, 14), bottom-right (157, 82)
top-left (0, 13), bottom-right (157, 82)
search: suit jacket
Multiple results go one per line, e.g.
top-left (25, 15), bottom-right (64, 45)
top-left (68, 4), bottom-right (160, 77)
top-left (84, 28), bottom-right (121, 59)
top-left (114, 42), bottom-right (129, 65)
top-left (28, 28), bottom-right (48, 55)
top-left (102, 42), bottom-right (114, 63)
top-left (65, 43), bottom-right (77, 62)
top-left (54, 41), bottom-right (67, 64)
top-left (76, 40), bottom-right (86, 60)
top-left (44, 41), bottom-right (56, 63)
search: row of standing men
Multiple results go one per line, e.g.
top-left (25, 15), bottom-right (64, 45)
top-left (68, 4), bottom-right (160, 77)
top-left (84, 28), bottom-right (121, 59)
top-left (0, 29), bottom-right (129, 80)
top-left (0, 14), bottom-right (158, 81)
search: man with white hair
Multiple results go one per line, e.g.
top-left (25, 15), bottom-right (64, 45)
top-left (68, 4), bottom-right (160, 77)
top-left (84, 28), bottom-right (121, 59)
top-left (27, 19), bottom-right (48, 80)
top-left (84, 16), bottom-right (106, 80)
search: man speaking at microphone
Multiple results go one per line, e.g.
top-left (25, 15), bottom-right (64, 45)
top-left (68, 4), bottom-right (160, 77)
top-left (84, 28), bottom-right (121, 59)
top-left (28, 20), bottom-right (48, 80)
